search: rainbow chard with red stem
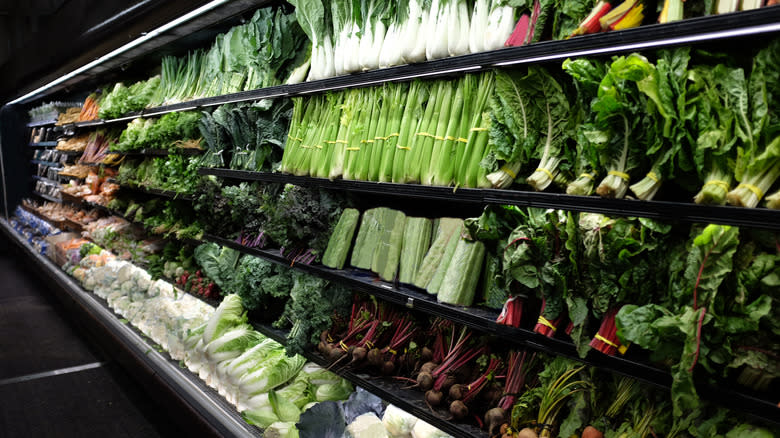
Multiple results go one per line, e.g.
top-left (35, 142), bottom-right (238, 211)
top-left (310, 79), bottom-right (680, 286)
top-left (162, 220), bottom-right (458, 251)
top-left (615, 224), bottom-right (740, 419)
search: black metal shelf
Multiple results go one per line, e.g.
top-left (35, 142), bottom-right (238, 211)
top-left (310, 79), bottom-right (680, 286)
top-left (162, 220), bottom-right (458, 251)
top-left (32, 175), bottom-right (61, 185)
top-left (30, 159), bottom-right (63, 167)
top-left (29, 141), bottom-right (58, 147)
top-left (0, 219), bottom-right (263, 437)
top-left (203, 233), bottom-right (780, 426)
top-left (251, 323), bottom-right (486, 438)
top-left (199, 168), bottom-right (780, 231)
top-left (32, 191), bottom-right (62, 203)
top-left (27, 119), bottom-right (57, 128)
top-left (63, 8), bottom-right (780, 126)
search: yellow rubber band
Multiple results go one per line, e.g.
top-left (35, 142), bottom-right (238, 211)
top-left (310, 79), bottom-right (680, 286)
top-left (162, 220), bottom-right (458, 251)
top-left (396, 145), bottom-right (411, 150)
top-left (594, 333), bottom-right (619, 349)
top-left (618, 342), bottom-right (631, 355)
top-left (327, 335), bottom-right (334, 343)
top-left (339, 341), bottom-right (349, 352)
top-left (737, 183), bottom-right (764, 199)
top-left (457, 138), bottom-right (469, 143)
top-left (434, 136), bottom-right (445, 141)
top-left (445, 136), bottom-right (456, 141)
top-left (346, 147), bottom-right (360, 151)
top-left (387, 133), bottom-right (400, 138)
top-left (315, 145), bottom-right (323, 149)
top-left (537, 316), bottom-right (557, 332)
top-left (535, 167), bottom-right (555, 181)
top-left (580, 173), bottom-right (595, 181)
top-left (646, 171), bottom-right (659, 183)
top-left (704, 180), bottom-right (730, 192)
top-left (360, 140), bottom-right (367, 144)
top-left (287, 135), bottom-right (303, 141)
top-left (335, 140), bottom-right (349, 144)
top-left (388, 348), bottom-right (397, 355)
top-left (366, 139), bottom-right (375, 144)
top-left (325, 141), bottom-right (337, 144)
top-left (374, 136), bottom-right (387, 141)
top-left (500, 165), bottom-right (517, 179)
top-left (365, 340), bottom-right (374, 349)
top-left (416, 132), bottom-right (432, 137)
top-left (608, 170), bottom-right (630, 182)
top-left (470, 127), bottom-right (488, 132)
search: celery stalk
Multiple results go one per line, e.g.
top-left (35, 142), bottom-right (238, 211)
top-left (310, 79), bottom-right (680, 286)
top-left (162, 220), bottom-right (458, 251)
top-left (420, 81), bottom-right (455, 185)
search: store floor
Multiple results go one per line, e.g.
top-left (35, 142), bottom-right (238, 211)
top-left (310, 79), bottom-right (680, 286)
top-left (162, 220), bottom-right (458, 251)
top-left (0, 242), bottom-right (183, 438)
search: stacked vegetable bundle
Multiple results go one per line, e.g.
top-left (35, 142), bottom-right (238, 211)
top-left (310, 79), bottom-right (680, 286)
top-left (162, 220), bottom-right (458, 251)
top-left (317, 295), bottom-right (776, 437)
top-left (147, 6), bottom-right (309, 107)
top-left (116, 155), bottom-right (202, 194)
top-left (280, 73), bottom-right (498, 187)
top-left (199, 100), bottom-right (293, 170)
top-left (98, 76), bottom-right (161, 119)
top-left (324, 207), bottom-right (486, 306)
top-left (195, 181), bottom-right (349, 261)
top-left (113, 111), bottom-right (202, 153)
top-left (280, 39), bottom-right (780, 208)
top-left (290, 0), bottom-right (659, 81)
top-left (105, 196), bottom-right (204, 241)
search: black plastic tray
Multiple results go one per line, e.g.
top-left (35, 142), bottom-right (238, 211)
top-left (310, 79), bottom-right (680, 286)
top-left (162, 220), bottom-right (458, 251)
top-left (199, 168), bottom-right (780, 231)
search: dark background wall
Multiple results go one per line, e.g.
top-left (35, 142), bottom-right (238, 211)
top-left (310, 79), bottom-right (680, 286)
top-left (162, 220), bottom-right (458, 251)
top-left (0, 0), bottom-right (213, 104)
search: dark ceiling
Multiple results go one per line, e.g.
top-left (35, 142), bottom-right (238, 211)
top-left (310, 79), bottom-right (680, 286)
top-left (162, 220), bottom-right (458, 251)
top-left (0, 0), bottom-right (215, 104)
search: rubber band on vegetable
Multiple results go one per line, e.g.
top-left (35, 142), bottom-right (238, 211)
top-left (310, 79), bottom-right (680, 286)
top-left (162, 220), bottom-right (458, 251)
top-left (339, 341), bottom-right (349, 352)
top-left (737, 183), bottom-right (764, 199)
top-left (365, 340), bottom-right (374, 349)
top-left (500, 165), bottom-right (517, 179)
top-left (535, 167), bottom-right (555, 180)
top-left (456, 138), bottom-right (468, 143)
top-left (335, 140), bottom-right (349, 144)
top-left (608, 170), bottom-right (630, 181)
top-left (703, 180), bottom-right (729, 192)
top-left (416, 132), bottom-right (432, 137)
top-left (470, 127), bottom-right (488, 132)
top-left (537, 316), bottom-right (557, 332)
top-left (618, 342), bottom-right (630, 355)
top-left (346, 147), bottom-right (360, 151)
top-left (580, 172), bottom-right (595, 181)
top-left (396, 145), bottom-right (411, 150)
top-left (594, 333), bottom-right (619, 349)
top-left (388, 349), bottom-right (397, 355)
top-left (387, 133), bottom-right (400, 138)
top-left (646, 171), bottom-right (659, 183)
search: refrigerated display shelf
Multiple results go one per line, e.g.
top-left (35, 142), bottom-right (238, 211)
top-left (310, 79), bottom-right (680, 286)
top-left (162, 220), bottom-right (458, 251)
top-left (251, 323), bottom-right (486, 438)
top-left (0, 218), bottom-right (262, 438)
top-left (26, 120), bottom-right (57, 128)
top-left (30, 159), bottom-right (63, 167)
top-left (62, 8), bottom-right (780, 128)
top-left (198, 168), bottom-right (780, 231)
top-left (31, 175), bottom-right (61, 186)
top-left (32, 191), bottom-right (62, 204)
top-left (203, 233), bottom-right (780, 426)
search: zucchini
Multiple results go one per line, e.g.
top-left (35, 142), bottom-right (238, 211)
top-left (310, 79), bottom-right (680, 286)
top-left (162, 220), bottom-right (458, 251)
top-left (323, 208), bottom-right (361, 269)
top-left (437, 239), bottom-right (485, 306)
top-left (399, 217), bottom-right (433, 284)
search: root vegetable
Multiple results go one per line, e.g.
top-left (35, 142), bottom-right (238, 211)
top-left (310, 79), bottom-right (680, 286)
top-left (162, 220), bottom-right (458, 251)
top-left (420, 361), bottom-right (438, 374)
top-left (517, 428), bottom-right (538, 438)
top-left (425, 389), bottom-right (444, 407)
top-left (382, 360), bottom-right (395, 375)
top-left (449, 400), bottom-right (469, 419)
top-left (421, 346), bottom-right (434, 362)
top-left (582, 426), bottom-right (604, 438)
top-left (351, 346), bottom-right (368, 364)
top-left (367, 347), bottom-right (384, 367)
top-left (448, 383), bottom-right (466, 400)
top-left (417, 371), bottom-right (434, 390)
top-left (484, 407), bottom-right (507, 437)
top-left (439, 374), bottom-right (457, 393)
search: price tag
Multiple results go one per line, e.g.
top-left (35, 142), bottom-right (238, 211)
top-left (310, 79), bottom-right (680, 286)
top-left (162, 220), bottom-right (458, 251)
top-left (406, 298), bottom-right (414, 309)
